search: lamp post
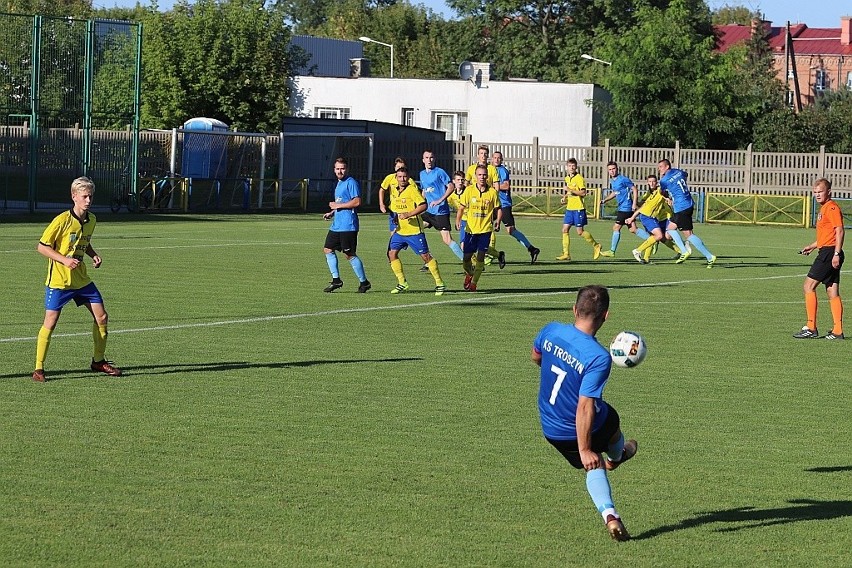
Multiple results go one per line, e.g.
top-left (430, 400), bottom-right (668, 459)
top-left (580, 53), bottom-right (612, 66)
top-left (359, 36), bottom-right (394, 78)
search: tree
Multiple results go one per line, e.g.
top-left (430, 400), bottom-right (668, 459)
top-left (711, 3), bottom-right (755, 25)
top-left (140, 0), bottom-right (297, 132)
top-left (597, 0), bottom-right (727, 147)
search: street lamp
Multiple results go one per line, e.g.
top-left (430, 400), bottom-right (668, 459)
top-left (359, 36), bottom-right (394, 78)
top-left (581, 53), bottom-right (612, 66)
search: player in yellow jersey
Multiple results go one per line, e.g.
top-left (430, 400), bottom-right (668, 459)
top-left (446, 171), bottom-right (468, 252)
top-left (465, 145), bottom-right (502, 266)
top-left (456, 166), bottom-right (502, 292)
top-left (32, 177), bottom-right (121, 382)
top-left (625, 175), bottom-right (681, 264)
top-left (558, 158), bottom-right (602, 261)
top-left (387, 167), bottom-right (446, 296)
top-left (378, 157), bottom-right (407, 234)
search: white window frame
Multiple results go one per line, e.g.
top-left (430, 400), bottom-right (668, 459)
top-left (401, 107), bottom-right (415, 126)
top-left (846, 71), bottom-right (852, 91)
top-left (814, 69), bottom-right (827, 92)
top-left (314, 106), bottom-right (351, 119)
top-left (431, 111), bottom-right (468, 141)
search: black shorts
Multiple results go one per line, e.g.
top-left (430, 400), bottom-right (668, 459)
top-left (421, 212), bottom-right (452, 231)
top-left (671, 207), bottom-right (694, 231)
top-left (501, 206), bottom-right (515, 228)
top-left (545, 403), bottom-right (621, 470)
top-left (324, 230), bottom-right (358, 256)
top-left (615, 211), bottom-right (633, 226)
top-left (808, 247), bottom-right (844, 286)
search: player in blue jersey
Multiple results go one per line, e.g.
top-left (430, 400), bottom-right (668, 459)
top-left (492, 151), bottom-right (541, 264)
top-left (419, 150), bottom-right (465, 263)
top-left (322, 157), bottom-right (371, 293)
top-left (599, 161), bottom-right (651, 257)
top-left (532, 285), bottom-right (638, 542)
top-left (658, 159), bottom-right (717, 267)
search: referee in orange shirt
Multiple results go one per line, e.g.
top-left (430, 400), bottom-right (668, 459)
top-left (794, 178), bottom-right (845, 339)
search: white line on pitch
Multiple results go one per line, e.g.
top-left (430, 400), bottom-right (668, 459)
top-left (0, 271), bottom-right (817, 343)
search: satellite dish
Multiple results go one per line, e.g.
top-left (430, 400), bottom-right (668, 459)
top-left (459, 61), bottom-right (474, 81)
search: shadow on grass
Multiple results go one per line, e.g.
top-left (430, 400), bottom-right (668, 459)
top-left (805, 465), bottom-right (852, 473)
top-left (633, 499), bottom-right (852, 540)
top-left (6, 357), bottom-right (422, 382)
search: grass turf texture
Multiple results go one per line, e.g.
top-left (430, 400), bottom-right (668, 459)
top-left (1, 213), bottom-right (850, 566)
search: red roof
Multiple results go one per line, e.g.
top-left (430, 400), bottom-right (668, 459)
top-left (715, 22), bottom-right (852, 56)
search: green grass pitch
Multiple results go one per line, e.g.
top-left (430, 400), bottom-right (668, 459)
top-left (1, 212), bottom-right (849, 566)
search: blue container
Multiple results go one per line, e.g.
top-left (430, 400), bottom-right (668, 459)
top-left (182, 117), bottom-right (229, 180)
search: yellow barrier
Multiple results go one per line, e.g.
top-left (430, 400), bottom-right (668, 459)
top-left (510, 186), bottom-right (602, 218)
top-left (704, 193), bottom-right (809, 227)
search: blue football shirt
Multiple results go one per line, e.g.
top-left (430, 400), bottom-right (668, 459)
top-left (609, 174), bottom-right (635, 212)
top-left (659, 168), bottom-right (693, 213)
top-left (419, 167), bottom-right (452, 215)
top-left (330, 176), bottom-right (360, 232)
top-left (534, 322), bottom-right (612, 440)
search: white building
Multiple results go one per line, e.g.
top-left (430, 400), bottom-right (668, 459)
top-left (290, 72), bottom-right (609, 146)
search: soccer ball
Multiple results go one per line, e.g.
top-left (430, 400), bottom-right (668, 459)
top-left (609, 331), bottom-right (647, 368)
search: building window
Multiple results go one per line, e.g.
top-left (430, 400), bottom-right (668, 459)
top-left (785, 90), bottom-right (795, 108)
top-left (402, 107), bottom-right (415, 126)
top-left (814, 69), bottom-right (827, 92)
top-left (431, 111), bottom-right (468, 140)
top-left (314, 107), bottom-right (350, 119)
top-left (847, 71), bottom-right (852, 91)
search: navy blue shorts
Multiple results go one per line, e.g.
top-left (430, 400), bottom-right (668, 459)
top-left (44, 282), bottom-right (103, 311)
top-left (563, 210), bottom-right (588, 226)
top-left (389, 232), bottom-right (430, 255)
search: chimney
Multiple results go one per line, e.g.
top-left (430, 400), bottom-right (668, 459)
top-left (349, 58), bottom-right (370, 78)
top-left (470, 62), bottom-right (493, 86)
top-left (842, 16), bottom-right (851, 46)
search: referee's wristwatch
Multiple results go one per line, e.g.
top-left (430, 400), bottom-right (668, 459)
top-left (835, 251), bottom-right (842, 256)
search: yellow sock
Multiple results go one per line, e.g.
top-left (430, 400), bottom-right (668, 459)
top-left (463, 258), bottom-right (473, 275)
top-left (662, 239), bottom-right (677, 251)
top-left (426, 258), bottom-right (443, 286)
top-left (489, 231), bottom-right (497, 249)
top-left (637, 236), bottom-right (656, 253)
top-left (93, 323), bottom-right (108, 362)
top-left (473, 258), bottom-right (485, 283)
top-left (390, 259), bottom-right (406, 284)
top-left (36, 326), bottom-right (52, 370)
top-left (829, 296), bottom-right (843, 334)
top-left (562, 233), bottom-right (570, 255)
top-left (643, 247), bottom-right (652, 261)
top-left (581, 230), bottom-right (598, 247)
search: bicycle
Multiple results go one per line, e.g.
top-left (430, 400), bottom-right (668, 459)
top-left (110, 173), bottom-right (179, 212)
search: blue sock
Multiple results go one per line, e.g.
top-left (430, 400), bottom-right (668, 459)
top-left (348, 256), bottom-right (367, 281)
top-left (511, 229), bottom-right (531, 249)
top-left (610, 231), bottom-right (621, 252)
top-left (449, 241), bottom-right (464, 260)
top-left (636, 228), bottom-right (651, 240)
top-left (608, 432), bottom-right (625, 462)
top-left (325, 252), bottom-right (340, 279)
top-left (687, 234), bottom-right (713, 260)
top-left (586, 468), bottom-right (615, 514)
top-left (667, 229), bottom-right (687, 253)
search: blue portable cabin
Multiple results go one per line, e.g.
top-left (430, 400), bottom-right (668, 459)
top-left (182, 117), bottom-right (229, 180)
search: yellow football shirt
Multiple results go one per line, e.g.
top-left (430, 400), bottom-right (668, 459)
top-left (638, 189), bottom-right (668, 219)
top-left (459, 185), bottom-right (500, 234)
top-left (564, 173), bottom-right (586, 211)
top-left (465, 163), bottom-right (499, 188)
top-left (380, 172), bottom-right (397, 191)
top-left (39, 210), bottom-right (96, 290)
top-left (389, 180), bottom-right (426, 236)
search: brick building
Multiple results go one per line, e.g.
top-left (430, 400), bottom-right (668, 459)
top-left (716, 16), bottom-right (852, 110)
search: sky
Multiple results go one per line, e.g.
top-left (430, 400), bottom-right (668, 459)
top-left (94, 0), bottom-right (847, 29)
